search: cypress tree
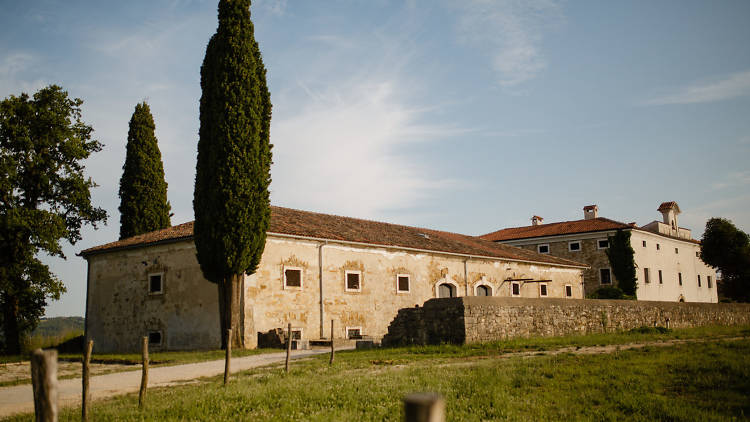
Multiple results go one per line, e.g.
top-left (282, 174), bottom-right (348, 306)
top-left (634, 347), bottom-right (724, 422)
top-left (194, 0), bottom-right (272, 349)
top-left (118, 102), bottom-right (171, 239)
top-left (606, 230), bottom-right (638, 296)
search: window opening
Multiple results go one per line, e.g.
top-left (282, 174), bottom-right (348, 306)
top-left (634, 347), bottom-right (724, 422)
top-left (284, 267), bottom-right (302, 288)
top-left (346, 271), bottom-right (361, 292)
top-left (397, 275), bottom-right (410, 292)
top-left (476, 285), bottom-right (491, 296)
top-left (149, 273), bottom-right (163, 294)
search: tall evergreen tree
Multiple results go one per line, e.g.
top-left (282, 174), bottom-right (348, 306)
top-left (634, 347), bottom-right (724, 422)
top-left (118, 102), bottom-right (171, 239)
top-left (607, 230), bottom-right (638, 296)
top-left (0, 85), bottom-right (107, 354)
top-left (194, 0), bottom-right (272, 349)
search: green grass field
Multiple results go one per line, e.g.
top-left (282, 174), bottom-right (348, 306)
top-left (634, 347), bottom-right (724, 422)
top-left (5, 325), bottom-right (749, 421)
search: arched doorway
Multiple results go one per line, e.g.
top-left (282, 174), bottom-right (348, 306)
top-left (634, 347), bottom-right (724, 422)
top-left (438, 283), bottom-right (456, 298)
top-left (476, 285), bottom-right (492, 296)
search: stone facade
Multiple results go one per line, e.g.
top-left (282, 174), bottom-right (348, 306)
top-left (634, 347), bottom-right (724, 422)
top-left (84, 235), bottom-right (585, 352)
top-left (382, 297), bottom-right (750, 346)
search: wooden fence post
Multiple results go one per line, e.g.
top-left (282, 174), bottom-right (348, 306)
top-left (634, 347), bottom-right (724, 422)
top-left (285, 323), bottom-right (292, 373)
top-left (224, 328), bottom-right (232, 385)
top-left (404, 392), bottom-right (445, 422)
top-left (138, 337), bottom-right (148, 409)
top-left (31, 348), bottom-right (58, 422)
top-left (329, 320), bottom-right (335, 365)
top-left (81, 340), bottom-right (93, 422)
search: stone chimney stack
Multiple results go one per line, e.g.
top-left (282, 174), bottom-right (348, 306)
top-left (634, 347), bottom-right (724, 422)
top-left (658, 201), bottom-right (681, 231)
top-left (583, 205), bottom-right (599, 220)
top-left (531, 215), bottom-right (544, 226)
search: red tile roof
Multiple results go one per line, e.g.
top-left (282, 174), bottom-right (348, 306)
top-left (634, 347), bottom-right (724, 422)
top-left (80, 206), bottom-right (587, 268)
top-left (657, 201), bottom-right (679, 212)
top-left (479, 217), bottom-right (631, 242)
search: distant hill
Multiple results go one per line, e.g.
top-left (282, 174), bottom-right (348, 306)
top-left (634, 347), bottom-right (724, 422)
top-left (32, 317), bottom-right (85, 337)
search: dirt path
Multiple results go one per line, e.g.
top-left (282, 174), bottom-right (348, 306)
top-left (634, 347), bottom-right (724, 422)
top-left (0, 348), bottom-right (334, 419)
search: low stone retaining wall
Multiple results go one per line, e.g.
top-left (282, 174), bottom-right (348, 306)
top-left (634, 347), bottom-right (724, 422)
top-left (381, 297), bottom-right (750, 346)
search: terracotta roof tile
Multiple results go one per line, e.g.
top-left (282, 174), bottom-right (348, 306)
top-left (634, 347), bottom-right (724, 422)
top-left (80, 206), bottom-right (587, 268)
top-left (657, 201), bottom-right (679, 212)
top-left (479, 217), bottom-right (631, 242)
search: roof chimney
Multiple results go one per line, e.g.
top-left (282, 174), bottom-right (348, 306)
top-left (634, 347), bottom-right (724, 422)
top-left (657, 201), bottom-right (680, 231)
top-left (583, 205), bottom-right (598, 220)
top-left (531, 215), bottom-right (543, 226)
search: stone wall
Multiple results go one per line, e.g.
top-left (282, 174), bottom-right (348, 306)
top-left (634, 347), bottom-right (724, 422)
top-left (382, 297), bottom-right (750, 346)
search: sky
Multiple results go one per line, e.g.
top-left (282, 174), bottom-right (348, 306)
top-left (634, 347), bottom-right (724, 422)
top-left (1, 0), bottom-right (749, 317)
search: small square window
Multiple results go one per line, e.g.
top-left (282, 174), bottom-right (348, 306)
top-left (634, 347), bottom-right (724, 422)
top-left (511, 282), bottom-right (520, 297)
top-left (291, 329), bottom-right (302, 340)
top-left (148, 331), bottom-right (162, 346)
top-left (565, 285), bottom-right (573, 297)
top-left (284, 267), bottom-right (302, 289)
top-left (656, 244), bottom-right (660, 251)
top-left (397, 275), bottom-right (410, 293)
top-left (346, 271), bottom-right (361, 292)
top-left (707, 276), bottom-right (712, 289)
top-left (642, 240), bottom-right (647, 247)
top-left (598, 239), bottom-right (609, 249)
top-left (538, 244), bottom-right (549, 254)
top-left (678, 273), bottom-right (683, 286)
top-left (149, 273), bottom-right (163, 294)
top-left (644, 268), bottom-right (650, 284)
top-left (658, 270), bottom-right (663, 284)
top-left (600, 268), bottom-right (612, 285)
top-left (697, 275), bottom-right (701, 287)
top-left (569, 241), bottom-right (581, 252)
top-left (346, 327), bottom-right (362, 339)
top-left (539, 284), bottom-right (548, 297)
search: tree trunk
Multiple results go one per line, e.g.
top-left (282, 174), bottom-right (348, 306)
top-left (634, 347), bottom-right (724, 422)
top-left (217, 274), bottom-right (244, 349)
top-left (2, 293), bottom-right (22, 355)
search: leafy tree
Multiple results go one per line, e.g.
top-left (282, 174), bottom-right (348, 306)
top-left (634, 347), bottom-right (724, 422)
top-left (701, 218), bottom-right (750, 302)
top-left (118, 102), bottom-right (171, 239)
top-left (0, 85), bottom-right (106, 354)
top-left (606, 230), bottom-right (637, 296)
top-left (194, 0), bottom-right (272, 349)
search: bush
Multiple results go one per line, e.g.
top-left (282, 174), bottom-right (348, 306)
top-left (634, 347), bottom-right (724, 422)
top-left (628, 326), bottom-right (670, 334)
top-left (588, 286), bottom-right (626, 299)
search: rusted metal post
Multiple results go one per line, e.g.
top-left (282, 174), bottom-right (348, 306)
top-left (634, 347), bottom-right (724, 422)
top-left (138, 337), bottom-right (148, 408)
top-left (224, 328), bottom-right (232, 385)
top-left (285, 323), bottom-right (292, 373)
top-left (404, 392), bottom-right (445, 422)
top-left (31, 349), bottom-right (58, 422)
top-left (82, 340), bottom-right (93, 421)
top-left (329, 320), bottom-right (335, 365)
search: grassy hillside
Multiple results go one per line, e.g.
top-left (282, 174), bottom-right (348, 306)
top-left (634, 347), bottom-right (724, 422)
top-left (31, 316), bottom-right (84, 337)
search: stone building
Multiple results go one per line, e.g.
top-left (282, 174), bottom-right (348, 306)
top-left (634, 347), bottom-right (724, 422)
top-left (80, 206), bottom-right (587, 352)
top-left (480, 202), bottom-right (717, 303)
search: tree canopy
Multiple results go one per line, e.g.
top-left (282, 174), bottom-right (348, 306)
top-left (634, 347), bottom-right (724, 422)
top-left (606, 230), bottom-right (637, 296)
top-left (118, 101), bottom-right (171, 239)
top-left (194, 0), bottom-right (272, 348)
top-left (0, 85), bottom-right (106, 354)
top-left (700, 218), bottom-right (750, 302)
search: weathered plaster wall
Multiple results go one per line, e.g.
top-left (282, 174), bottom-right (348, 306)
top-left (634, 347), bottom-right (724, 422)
top-left (87, 235), bottom-right (584, 351)
top-left (85, 241), bottom-right (220, 353)
top-left (382, 297), bottom-right (750, 346)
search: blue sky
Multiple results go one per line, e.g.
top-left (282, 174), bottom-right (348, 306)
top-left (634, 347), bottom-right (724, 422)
top-left (1, 0), bottom-right (749, 317)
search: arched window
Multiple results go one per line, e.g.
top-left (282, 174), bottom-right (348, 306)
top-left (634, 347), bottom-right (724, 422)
top-left (438, 283), bottom-right (456, 298)
top-left (476, 285), bottom-right (492, 296)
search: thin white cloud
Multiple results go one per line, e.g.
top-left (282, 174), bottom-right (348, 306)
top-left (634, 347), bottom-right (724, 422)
top-left (270, 77), bottom-right (458, 219)
top-left (711, 170), bottom-right (750, 190)
top-left (645, 70), bottom-right (750, 105)
top-left (0, 53), bottom-right (47, 97)
top-left (451, 0), bottom-right (563, 87)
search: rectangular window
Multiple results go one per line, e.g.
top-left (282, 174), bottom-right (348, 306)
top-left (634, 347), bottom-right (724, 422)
top-left (149, 273), bottom-right (163, 294)
top-left (656, 243), bottom-right (661, 251)
top-left (397, 274), bottom-right (410, 293)
top-left (675, 248), bottom-right (679, 254)
top-left (600, 268), bottom-right (612, 285)
top-left (291, 329), bottom-right (302, 340)
top-left (642, 240), bottom-right (647, 247)
top-left (565, 285), bottom-right (573, 298)
top-left (284, 267), bottom-right (302, 289)
top-left (598, 239), bottom-right (609, 249)
top-left (345, 271), bottom-right (362, 292)
top-left (346, 327), bottom-right (362, 339)
top-left (697, 275), bottom-right (701, 287)
top-left (539, 284), bottom-right (548, 297)
top-left (658, 270), bottom-right (663, 284)
top-left (537, 244), bottom-right (549, 254)
top-left (707, 276), bottom-right (712, 288)
top-left (148, 331), bottom-right (162, 346)
top-left (644, 268), bottom-right (650, 284)
top-left (678, 272), bottom-right (683, 286)
top-left (569, 241), bottom-right (581, 251)
top-left (511, 282), bottom-right (520, 297)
